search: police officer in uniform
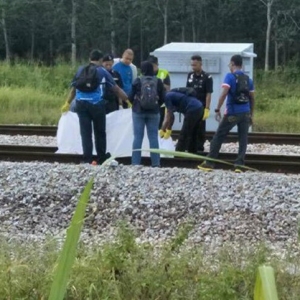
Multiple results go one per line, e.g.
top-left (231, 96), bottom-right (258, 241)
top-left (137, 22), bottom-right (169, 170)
top-left (102, 54), bottom-right (124, 113)
top-left (186, 55), bottom-right (213, 152)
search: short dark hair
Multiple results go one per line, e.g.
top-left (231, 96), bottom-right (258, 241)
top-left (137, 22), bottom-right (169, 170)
top-left (191, 55), bottom-right (202, 61)
top-left (147, 55), bottom-right (158, 65)
top-left (89, 49), bottom-right (103, 61)
top-left (230, 54), bottom-right (243, 67)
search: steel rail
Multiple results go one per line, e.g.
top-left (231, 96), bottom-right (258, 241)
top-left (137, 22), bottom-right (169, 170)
top-left (0, 145), bottom-right (299, 174)
top-left (0, 125), bottom-right (299, 145)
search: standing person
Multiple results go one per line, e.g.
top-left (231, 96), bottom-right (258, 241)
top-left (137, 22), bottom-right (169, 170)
top-left (129, 61), bottom-right (165, 167)
top-left (102, 54), bottom-right (124, 113)
top-left (160, 89), bottom-right (204, 154)
top-left (147, 55), bottom-right (171, 128)
top-left (113, 49), bottom-right (137, 107)
top-left (198, 54), bottom-right (255, 172)
top-left (186, 55), bottom-right (213, 152)
top-left (61, 49), bottom-right (128, 165)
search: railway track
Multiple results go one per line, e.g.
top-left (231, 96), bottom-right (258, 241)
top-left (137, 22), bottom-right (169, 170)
top-left (0, 125), bottom-right (299, 145)
top-left (0, 144), bottom-right (299, 174)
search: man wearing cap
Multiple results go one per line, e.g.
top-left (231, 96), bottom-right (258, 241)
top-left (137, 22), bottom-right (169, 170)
top-left (102, 54), bottom-right (124, 113)
top-left (147, 55), bottom-right (171, 128)
top-left (186, 55), bottom-right (213, 152)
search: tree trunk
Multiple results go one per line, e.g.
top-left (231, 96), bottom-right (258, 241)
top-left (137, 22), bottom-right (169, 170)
top-left (127, 19), bottom-right (131, 48)
top-left (191, 12), bottom-right (196, 42)
top-left (264, 0), bottom-right (273, 71)
top-left (30, 21), bottom-right (35, 62)
top-left (1, 8), bottom-right (10, 62)
top-left (109, 0), bottom-right (116, 55)
top-left (163, 2), bottom-right (168, 45)
top-left (274, 40), bottom-right (278, 69)
top-left (71, 0), bottom-right (76, 67)
top-left (49, 38), bottom-right (54, 66)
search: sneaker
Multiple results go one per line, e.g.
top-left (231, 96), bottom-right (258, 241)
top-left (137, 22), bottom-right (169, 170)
top-left (197, 162), bottom-right (213, 171)
top-left (234, 166), bottom-right (245, 173)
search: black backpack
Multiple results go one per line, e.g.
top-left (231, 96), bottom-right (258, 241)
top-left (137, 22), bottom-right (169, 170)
top-left (75, 64), bottom-right (100, 92)
top-left (233, 73), bottom-right (250, 104)
top-left (138, 76), bottom-right (159, 110)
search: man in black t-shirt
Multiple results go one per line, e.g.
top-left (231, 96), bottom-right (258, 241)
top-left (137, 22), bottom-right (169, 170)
top-left (186, 55), bottom-right (213, 152)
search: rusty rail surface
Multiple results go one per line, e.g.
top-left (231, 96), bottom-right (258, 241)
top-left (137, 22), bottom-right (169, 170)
top-left (0, 125), bottom-right (299, 145)
top-left (0, 145), bottom-right (299, 174)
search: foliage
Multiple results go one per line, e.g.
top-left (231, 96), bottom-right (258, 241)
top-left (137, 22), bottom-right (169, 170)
top-left (0, 227), bottom-right (299, 299)
top-left (1, 0), bottom-right (300, 67)
top-left (49, 178), bottom-right (94, 300)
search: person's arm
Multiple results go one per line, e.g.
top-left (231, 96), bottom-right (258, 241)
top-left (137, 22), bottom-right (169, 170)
top-left (163, 74), bottom-right (171, 91)
top-left (158, 79), bottom-right (165, 106)
top-left (249, 91), bottom-right (255, 124)
top-left (161, 110), bottom-right (174, 131)
top-left (214, 87), bottom-right (229, 121)
top-left (186, 73), bottom-right (192, 88)
top-left (103, 69), bottom-right (128, 103)
top-left (205, 75), bottom-right (213, 109)
top-left (66, 87), bottom-right (76, 104)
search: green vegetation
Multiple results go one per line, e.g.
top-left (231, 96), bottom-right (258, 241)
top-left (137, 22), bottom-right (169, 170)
top-left (0, 63), bottom-right (300, 132)
top-left (0, 227), bottom-right (299, 299)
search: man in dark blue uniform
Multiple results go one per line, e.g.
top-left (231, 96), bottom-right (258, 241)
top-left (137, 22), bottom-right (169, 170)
top-left (161, 89), bottom-right (204, 154)
top-left (186, 55), bottom-right (213, 152)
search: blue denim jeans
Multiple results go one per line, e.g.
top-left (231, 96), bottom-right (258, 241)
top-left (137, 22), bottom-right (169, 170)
top-left (76, 100), bottom-right (107, 164)
top-left (207, 112), bottom-right (251, 166)
top-left (132, 112), bottom-right (160, 167)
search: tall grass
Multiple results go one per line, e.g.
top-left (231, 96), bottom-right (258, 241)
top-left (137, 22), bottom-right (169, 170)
top-left (0, 63), bottom-right (300, 131)
top-left (0, 228), bottom-right (299, 299)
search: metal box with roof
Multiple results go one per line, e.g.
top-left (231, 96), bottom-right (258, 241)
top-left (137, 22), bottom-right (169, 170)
top-left (151, 42), bottom-right (256, 131)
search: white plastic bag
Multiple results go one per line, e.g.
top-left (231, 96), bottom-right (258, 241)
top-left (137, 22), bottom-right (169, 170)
top-left (56, 109), bottom-right (175, 157)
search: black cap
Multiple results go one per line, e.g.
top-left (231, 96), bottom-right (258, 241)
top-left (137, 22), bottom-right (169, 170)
top-left (103, 54), bottom-right (114, 62)
top-left (147, 55), bottom-right (158, 65)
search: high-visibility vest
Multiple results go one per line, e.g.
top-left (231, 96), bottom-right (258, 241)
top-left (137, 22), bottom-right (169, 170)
top-left (157, 69), bottom-right (169, 81)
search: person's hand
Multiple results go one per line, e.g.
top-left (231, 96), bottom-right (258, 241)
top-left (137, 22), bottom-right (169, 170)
top-left (215, 111), bottom-right (221, 122)
top-left (126, 100), bottom-right (132, 108)
top-left (163, 129), bottom-right (172, 139)
top-left (61, 102), bottom-right (70, 113)
top-left (202, 108), bottom-right (210, 120)
top-left (159, 129), bottom-right (165, 138)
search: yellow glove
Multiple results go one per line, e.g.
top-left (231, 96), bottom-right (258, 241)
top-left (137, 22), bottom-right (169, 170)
top-left (202, 108), bottom-right (210, 120)
top-left (126, 100), bottom-right (132, 108)
top-left (61, 102), bottom-right (70, 113)
top-left (163, 129), bottom-right (172, 139)
top-left (159, 129), bottom-right (165, 138)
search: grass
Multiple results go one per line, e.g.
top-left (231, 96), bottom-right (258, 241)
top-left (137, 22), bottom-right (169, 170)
top-left (0, 63), bottom-right (300, 130)
top-left (0, 226), bottom-right (299, 299)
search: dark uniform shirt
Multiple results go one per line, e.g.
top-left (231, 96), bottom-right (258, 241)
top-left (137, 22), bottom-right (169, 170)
top-left (186, 71), bottom-right (213, 105)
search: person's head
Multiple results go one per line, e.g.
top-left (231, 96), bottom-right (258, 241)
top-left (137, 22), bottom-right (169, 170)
top-left (190, 55), bottom-right (202, 73)
top-left (229, 54), bottom-right (243, 72)
top-left (89, 49), bottom-right (103, 66)
top-left (147, 55), bottom-right (159, 72)
top-left (141, 61), bottom-right (154, 76)
top-left (121, 49), bottom-right (134, 65)
top-left (102, 54), bottom-right (114, 71)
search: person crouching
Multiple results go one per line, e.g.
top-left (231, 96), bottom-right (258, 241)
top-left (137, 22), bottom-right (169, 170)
top-left (160, 89), bottom-right (205, 154)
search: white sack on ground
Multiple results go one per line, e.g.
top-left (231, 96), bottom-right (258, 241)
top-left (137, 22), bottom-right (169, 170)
top-left (56, 109), bottom-right (175, 157)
